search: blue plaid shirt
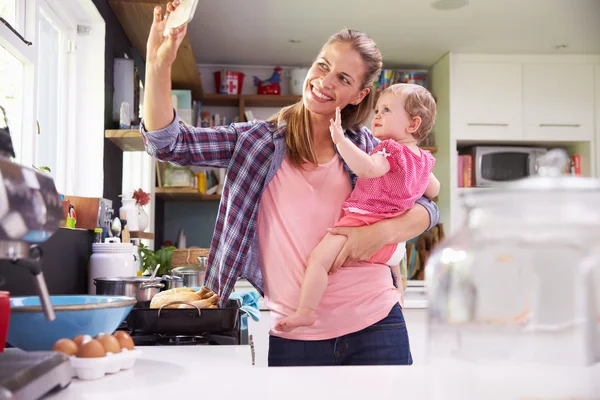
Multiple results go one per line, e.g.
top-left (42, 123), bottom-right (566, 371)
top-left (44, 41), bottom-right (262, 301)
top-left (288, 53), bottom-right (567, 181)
top-left (142, 112), bottom-right (440, 304)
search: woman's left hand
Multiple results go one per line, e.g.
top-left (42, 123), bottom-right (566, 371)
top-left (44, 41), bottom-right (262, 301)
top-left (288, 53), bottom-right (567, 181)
top-left (327, 224), bottom-right (385, 273)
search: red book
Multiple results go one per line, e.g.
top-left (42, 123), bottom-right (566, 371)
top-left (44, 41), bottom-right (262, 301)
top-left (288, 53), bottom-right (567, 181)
top-left (572, 154), bottom-right (581, 176)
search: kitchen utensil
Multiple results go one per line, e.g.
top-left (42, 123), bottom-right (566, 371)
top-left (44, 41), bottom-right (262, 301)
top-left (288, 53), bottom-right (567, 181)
top-left (94, 277), bottom-right (164, 303)
top-left (126, 298), bottom-right (240, 335)
top-left (426, 149), bottom-right (600, 367)
top-left (88, 239), bottom-right (137, 294)
top-left (8, 295), bottom-right (136, 351)
top-left (163, 0), bottom-right (199, 36)
top-left (171, 264), bottom-right (205, 287)
top-left (149, 264), bottom-right (160, 281)
top-left (111, 217), bottom-right (122, 238)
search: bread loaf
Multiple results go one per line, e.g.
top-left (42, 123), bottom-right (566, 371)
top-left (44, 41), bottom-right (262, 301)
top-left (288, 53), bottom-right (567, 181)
top-left (149, 287), bottom-right (220, 309)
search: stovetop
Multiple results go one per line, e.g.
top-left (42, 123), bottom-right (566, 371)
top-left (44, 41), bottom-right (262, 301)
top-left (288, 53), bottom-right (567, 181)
top-left (128, 330), bottom-right (240, 346)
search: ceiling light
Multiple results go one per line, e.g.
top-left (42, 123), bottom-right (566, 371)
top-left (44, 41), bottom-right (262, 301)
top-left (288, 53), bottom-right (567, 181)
top-left (555, 44), bottom-right (568, 50)
top-left (431, 0), bottom-right (469, 10)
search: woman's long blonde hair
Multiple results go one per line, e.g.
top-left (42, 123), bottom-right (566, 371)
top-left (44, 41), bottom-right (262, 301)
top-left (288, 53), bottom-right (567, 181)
top-left (269, 29), bottom-right (382, 167)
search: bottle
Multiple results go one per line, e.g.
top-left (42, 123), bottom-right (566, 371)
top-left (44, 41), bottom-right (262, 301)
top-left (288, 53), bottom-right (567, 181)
top-left (93, 227), bottom-right (103, 243)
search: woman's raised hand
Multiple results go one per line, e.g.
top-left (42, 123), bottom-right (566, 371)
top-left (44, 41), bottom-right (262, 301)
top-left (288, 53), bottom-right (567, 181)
top-left (146, 2), bottom-right (188, 69)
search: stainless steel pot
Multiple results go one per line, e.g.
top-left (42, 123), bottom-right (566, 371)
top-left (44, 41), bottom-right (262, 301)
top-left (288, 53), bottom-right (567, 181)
top-left (171, 264), bottom-right (205, 287)
top-left (94, 277), bottom-right (164, 302)
top-left (161, 274), bottom-right (184, 290)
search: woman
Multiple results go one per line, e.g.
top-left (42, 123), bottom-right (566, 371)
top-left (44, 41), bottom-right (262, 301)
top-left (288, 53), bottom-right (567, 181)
top-left (142, 2), bottom-right (439, 366)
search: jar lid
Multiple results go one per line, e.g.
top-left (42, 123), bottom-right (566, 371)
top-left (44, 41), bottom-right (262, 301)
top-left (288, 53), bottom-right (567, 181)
top-left (94, 276), bottom-right (155, 283)
top-left (172, 264), bottom-right (205, 273)
top-left (92, 242), bottom-right (134, 253)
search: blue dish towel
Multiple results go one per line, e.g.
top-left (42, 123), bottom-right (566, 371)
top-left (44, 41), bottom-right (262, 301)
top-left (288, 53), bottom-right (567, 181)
top-left (229, 291), bottom-right (261, 322)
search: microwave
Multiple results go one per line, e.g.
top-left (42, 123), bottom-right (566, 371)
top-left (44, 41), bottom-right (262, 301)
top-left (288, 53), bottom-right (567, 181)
top-left (467, 146), bottom-right (547, 187)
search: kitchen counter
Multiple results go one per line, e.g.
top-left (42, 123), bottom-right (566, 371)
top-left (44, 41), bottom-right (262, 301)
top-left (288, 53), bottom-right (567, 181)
top-left (47, 346), bottom-right (600, 399)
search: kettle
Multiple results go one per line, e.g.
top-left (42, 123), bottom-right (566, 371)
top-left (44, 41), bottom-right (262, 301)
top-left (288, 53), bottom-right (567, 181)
top-left (426, 149), bottom-right (600, 367)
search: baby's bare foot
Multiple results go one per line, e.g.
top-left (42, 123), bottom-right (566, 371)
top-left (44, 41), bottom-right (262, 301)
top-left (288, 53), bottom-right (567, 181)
top-left (274, 309), bottom-right (316, 332)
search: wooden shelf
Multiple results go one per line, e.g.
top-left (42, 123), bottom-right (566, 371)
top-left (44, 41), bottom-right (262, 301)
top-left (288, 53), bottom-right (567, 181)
top-left (420, 146), bottom-right (437, 153)
top-left (105, 129), bottom-right (144, 151)
top-left (130, 231), bottom-right (154, 240)
top-left (155, 187), bottom-right (221, 202)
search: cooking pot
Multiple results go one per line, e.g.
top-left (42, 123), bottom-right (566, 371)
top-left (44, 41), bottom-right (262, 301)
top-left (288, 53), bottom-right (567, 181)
top-left (94, 277), bottom-right (164, 302)
top-left (171, 264), bottom-right (205, 287)
top-left (161, 275), bottom-right (184, 290)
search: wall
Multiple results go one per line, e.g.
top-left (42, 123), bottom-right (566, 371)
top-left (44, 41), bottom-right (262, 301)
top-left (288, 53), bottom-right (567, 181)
top-left (92, 0), bottom-right (136, 211)
top-left (163, 201), bottom-right (220, 247)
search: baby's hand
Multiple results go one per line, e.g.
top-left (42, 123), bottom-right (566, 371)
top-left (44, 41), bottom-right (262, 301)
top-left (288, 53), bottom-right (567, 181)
top-left (329, 107), bottom-right (345, 145)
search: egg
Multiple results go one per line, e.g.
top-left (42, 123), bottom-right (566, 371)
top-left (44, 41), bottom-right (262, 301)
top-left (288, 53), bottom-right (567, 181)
top-left (94, 333), bottom-right (121, 354)
top-left (52, 338), bottom-right (78, 356)
top-left (112, 331), bottom-right (135, 350)
top-left (72, 334), bottom-right (92, 347)
top-left (76, 339), bottom-right (106, 358)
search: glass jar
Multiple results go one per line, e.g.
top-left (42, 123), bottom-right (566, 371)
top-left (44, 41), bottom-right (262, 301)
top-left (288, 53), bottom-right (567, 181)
top-left (426, 150), bottom-right (600, 367)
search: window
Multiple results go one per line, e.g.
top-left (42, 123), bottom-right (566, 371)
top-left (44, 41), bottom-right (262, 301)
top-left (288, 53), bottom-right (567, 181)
top-left (0, 0), bottom-right (105, 197)
top-left (0, 0), bottom-right (17, 27)
top-left (0, 43), bottom-right (23, 158)
top-left (36, 7), bottom-right (67, 192)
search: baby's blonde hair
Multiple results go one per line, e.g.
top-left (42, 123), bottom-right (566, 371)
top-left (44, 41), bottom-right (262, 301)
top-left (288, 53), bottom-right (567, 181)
top-left (380, 83), bottom-right (436, 142)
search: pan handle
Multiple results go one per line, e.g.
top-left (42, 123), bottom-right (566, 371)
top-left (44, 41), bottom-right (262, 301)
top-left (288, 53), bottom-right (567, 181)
top-left (158, 301), bottom-right (202, 317)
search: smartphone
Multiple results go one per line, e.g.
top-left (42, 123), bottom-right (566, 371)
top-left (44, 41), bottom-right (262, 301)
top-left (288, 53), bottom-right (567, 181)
top-left (163, 0), bottom-right (199, 37)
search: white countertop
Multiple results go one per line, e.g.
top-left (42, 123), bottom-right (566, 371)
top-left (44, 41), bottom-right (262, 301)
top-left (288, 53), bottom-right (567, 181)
top-left (47, 346), bottom-right (600, 400)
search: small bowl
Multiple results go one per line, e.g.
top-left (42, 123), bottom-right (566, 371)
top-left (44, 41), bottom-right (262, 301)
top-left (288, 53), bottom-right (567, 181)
top-left (8, 295), bottom-right (136, 351)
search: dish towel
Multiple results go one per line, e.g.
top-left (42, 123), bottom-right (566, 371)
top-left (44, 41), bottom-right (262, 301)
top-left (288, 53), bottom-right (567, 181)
top-left (229, 292), bottom-right (261, 322)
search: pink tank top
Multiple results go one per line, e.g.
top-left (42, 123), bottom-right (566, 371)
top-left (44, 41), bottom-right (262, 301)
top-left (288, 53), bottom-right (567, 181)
top-left (256, 156), bottom-right (401, 340)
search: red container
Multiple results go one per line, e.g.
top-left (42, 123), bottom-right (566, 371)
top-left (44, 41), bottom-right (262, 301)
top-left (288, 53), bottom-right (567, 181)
top-left (0, 291), bottom-right (9, 352)
top-left (214, 71), bottom-right (244, 95)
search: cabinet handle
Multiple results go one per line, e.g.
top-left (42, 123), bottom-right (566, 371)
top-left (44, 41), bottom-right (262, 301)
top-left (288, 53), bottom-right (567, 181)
top-left (539, 124), bottom-right (581, 128)
top-left (467, 123), bottom-right (509, 127)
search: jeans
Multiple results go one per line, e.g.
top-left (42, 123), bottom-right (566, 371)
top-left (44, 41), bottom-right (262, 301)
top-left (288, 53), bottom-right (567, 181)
top-left (268, 303), bottom-right (413, 366)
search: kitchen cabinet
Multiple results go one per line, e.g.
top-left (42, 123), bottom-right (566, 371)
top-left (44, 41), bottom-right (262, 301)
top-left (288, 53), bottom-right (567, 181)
top-left (523, 63), bottom-right (594, 141)
top-left (596, 65), bottom-right (600, 177)
top-left (248, 311), bottom-right (271, 367)
top-left (404, 308), bottom-right (427, 365)
top-left (452, 62), bottom-right (523, 141)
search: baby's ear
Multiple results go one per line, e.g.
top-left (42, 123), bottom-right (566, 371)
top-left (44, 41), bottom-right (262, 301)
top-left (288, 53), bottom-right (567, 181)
top-left (407, 116), bottom-right (422, 134)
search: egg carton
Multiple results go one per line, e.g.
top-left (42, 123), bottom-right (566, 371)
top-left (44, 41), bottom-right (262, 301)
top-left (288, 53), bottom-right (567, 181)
top-left (69, 348), bottom-right (142, 380)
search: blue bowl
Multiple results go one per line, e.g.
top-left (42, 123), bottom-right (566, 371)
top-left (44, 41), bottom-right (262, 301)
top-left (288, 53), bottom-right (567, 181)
top-left (8, 295), bottom-right (136, 351)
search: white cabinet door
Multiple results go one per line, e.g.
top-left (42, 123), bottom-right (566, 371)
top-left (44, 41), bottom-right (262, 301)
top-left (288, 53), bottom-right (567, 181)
top-left (596, 65), bottom-right (600, 177)
top-left (404, 308), bottom-right (428, 365)
top-left (523, 63), bottom-right (594, 141)
top-left (453, 62), bottom-right (523, 141)
top-left (248, 311), bottom-right (271, 367)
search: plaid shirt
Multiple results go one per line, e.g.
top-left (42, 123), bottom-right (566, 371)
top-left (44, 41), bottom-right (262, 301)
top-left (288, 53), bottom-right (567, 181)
top-left (141, 112), bottom-right (440, 304)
